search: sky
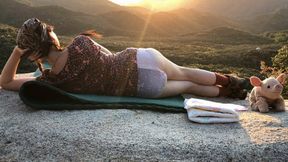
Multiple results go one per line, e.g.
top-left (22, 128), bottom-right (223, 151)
top-left (110, 0), bottom-right (190, 11)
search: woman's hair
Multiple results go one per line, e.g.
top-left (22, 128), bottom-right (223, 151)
top-left (79, 30), bottom-right (102, 39)
top-left (17, 18), bottom-right (62, 73)
top-left (17, 18), bottom-right (102, 74)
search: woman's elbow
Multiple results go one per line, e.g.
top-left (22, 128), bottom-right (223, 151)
top-left (1, 77), bottom-right (35, 91)
top-left (0, 83), bottom-right (10, 91)
top-left (0, 77), bottom-right (5, 89)
top-left (0, 82), bottom-right (14, 91)
top-left (0, 80), bottom-right (20, 91)
top-left (0, 77), bottom-right (9, 90)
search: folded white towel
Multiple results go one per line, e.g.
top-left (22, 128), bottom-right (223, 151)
top-left (184, 98), bottom-right (248, 124)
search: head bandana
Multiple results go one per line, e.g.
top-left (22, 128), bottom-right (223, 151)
top-left (16, 18), bottom-right (49, 57)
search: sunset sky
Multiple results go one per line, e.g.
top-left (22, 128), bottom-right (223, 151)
top-left (110, 0), bottom-right (189, 11)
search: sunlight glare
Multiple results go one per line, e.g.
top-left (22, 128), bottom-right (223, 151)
top-left (110, 0), bottom-right (143, 6)
top-left (110, 0), bottom-right (186, 11)
top-left (143, 0), bottom-right (185, 11)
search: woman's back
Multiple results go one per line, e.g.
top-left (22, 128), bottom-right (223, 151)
top-left (37, 35), bottom-right (139, 96)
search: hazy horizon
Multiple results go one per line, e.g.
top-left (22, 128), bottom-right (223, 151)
top-left (109, 0), bottom-right (191, 11)
top-left (110, 0), bottom-right (288, 15)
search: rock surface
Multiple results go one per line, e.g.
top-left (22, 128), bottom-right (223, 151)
top-left (0, 74), bottom-right (288, 161)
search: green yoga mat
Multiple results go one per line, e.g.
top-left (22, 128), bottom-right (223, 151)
top-left (19, 81), bottom-right (185, 112)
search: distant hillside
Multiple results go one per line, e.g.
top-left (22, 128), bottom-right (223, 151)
top-left (244, 8), bottom-right (288, 33)
top-left (14, 0), bottom-right (288, 35)
top-left (0, 0), bottom-right (237, 37)
top-left (0, 0), bottom-right (98, 35)
top-left (16, 0), bottom-right (121, 14)
top-left (17, 0), bottom-right (288, 21)
top-left (93, 11), bottom-right (146, 35)
top-left (93, 8), bottom-right (235, 36)
top-left (263, 30), bottom-right (288, 43)
top-left (182, 27), bottom-right (273, 44)
top-left (167, 9), bottom-right (237, 33)
top-left (15, 0), bottom-right (150, 17)
top-left (0, 0), bottom-right (150, 36)
top-left (190, 0), bottom-right (288, 20)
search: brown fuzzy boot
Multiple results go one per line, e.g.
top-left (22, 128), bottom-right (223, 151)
top-left (228, 89), bottom-right (248, 100)
top-left (219, 86), bottom-right (248, 100)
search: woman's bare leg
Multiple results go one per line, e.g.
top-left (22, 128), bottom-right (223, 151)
top-left (144, 49), bottom-right (248, 99)
top-left (156, 80), bottom-right (219, 98)
top-left (151, 49), bottom-right (216, 85)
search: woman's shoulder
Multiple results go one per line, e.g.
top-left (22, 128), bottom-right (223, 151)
top-left (74, 34), bottom-right (90, 40)
top-left (67, 35), bottom-right (92, 51)
top-left (69, 35), bottom-right (100, 51)
top-left (68, 35), bottom-right (101, 58)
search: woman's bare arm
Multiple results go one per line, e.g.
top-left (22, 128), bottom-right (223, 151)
top-left (0, 46), bottom-right (35, 91)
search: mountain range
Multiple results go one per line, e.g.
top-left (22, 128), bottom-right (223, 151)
top-left (182, 27), bottom-right (272, 44)
top-left (1, 0), bottom-right (234, 37)
top-left (16, 0), bottom-right (288, 20)
top-left (15, 0), bottom-right (149, 16)
top-left (244, 7), bottom-right (288, 33)
top-left (2, 0), bottom-right (288, 36)
top-left (190, 0), bottom-right (288, 20)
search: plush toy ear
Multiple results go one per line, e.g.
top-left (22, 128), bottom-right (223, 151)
top-left (276, 73), bottom-right (287, 85)
top-left (250, 76), bottom-right (262, 87)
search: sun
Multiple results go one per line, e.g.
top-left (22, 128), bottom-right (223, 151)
top-left (110, 0), bottom-right (143, 6)
top-left (144, 0), bottom-right (185, 11)
top-left (110, 0), bottom-right (186, 11)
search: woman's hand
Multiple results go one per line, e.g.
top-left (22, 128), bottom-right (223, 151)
top-left (0, 46), bottom-right (35, 91)
top-left (12, 46), bottom-right (29, 58)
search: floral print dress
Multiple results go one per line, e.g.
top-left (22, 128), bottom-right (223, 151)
top-left (36, 35), bottom-right (138, 96)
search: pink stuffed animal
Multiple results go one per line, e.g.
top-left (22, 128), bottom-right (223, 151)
top-left (249, 74), bottom-right (287, 113)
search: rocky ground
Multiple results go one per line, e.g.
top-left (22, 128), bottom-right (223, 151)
top-left (0, 74), bottom-right (288, 161)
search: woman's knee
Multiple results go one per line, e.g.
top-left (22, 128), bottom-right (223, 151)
top-left (164, 65), bottom-right (189, 80)
top-left (157, 81), bottom-right (194, 98)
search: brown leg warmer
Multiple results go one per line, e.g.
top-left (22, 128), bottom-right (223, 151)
top-left (214, 73), bottom-right (230, 87)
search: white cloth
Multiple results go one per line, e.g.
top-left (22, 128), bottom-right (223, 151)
top-left (184, 98), bottom-right (248, 124)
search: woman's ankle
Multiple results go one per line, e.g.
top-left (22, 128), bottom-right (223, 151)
top-left (214, 73), bottom-right (230, 87)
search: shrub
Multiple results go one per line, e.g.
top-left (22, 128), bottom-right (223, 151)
top-left (0, 24), bottom-right (37, 73)
top-left (262, 45), bottom-right (288, 97)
